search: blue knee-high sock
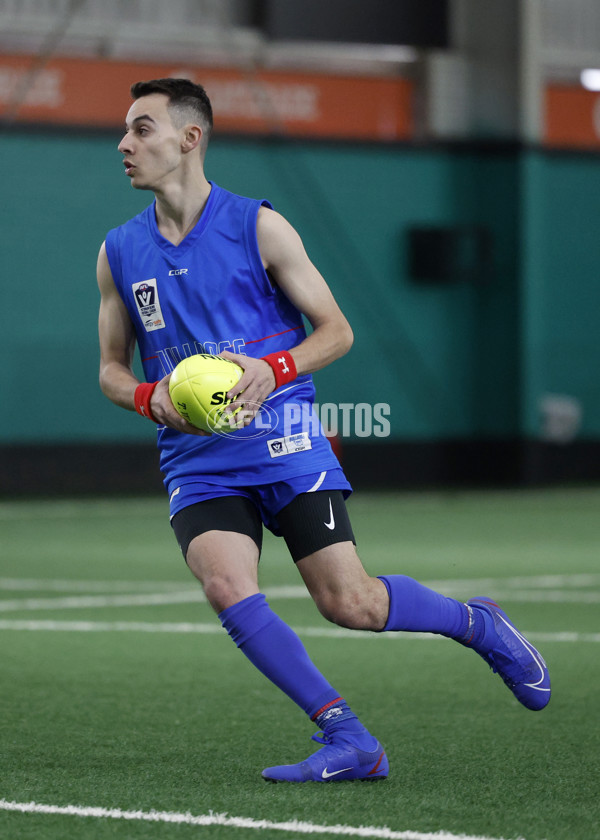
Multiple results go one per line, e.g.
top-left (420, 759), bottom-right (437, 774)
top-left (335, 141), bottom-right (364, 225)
top-left (378, 575), bottom-right (484, 643)
top-left (219, 594), bottom-right (375, 748)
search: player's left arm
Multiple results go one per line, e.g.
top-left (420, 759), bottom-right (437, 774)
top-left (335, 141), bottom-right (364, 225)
top-left (221, 207), bottom-right (353, 411)
top-left (255, 207), bottom-right (354, 373)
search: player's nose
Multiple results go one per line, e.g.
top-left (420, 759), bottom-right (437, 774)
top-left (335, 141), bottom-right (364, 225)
top-left (118, 133), bottom-right (132, 154)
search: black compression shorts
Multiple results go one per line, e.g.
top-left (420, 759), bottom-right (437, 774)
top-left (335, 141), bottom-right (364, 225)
top-left (171, 489), bottom-right (355, 563)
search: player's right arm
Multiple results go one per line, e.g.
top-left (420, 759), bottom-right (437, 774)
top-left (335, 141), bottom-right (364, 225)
top-left (97, 243), bottom-right (205, 434)
top-left (97, 242), bottom-right (139, 410)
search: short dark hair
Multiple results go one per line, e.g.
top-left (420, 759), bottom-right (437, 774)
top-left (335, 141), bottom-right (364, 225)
top-left (130, 78), bottom-right (213, 147)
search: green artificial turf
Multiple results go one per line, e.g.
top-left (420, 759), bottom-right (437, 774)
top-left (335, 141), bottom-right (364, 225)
top-left (1, 489), bottom-right (599, 840)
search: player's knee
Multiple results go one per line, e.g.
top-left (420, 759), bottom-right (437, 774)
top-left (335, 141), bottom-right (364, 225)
top-left (314, 587), bottom-right (381, 631)
top-left (201, 576), bottom-right (232, 612)
top-left (189, 566), bottom-right (255, 614)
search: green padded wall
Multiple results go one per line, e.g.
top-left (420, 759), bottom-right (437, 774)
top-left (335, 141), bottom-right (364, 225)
top-left (519, 151), bottom-right (600, 438)
top-left (0, 130), bottom-right (597, 445)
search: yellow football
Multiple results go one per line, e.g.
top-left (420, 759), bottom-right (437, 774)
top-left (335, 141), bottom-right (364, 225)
top-left (168, 353), bottom-right (244, 433)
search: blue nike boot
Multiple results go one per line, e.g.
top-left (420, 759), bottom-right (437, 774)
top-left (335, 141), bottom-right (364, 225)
top-left (262, 733), bottom-right (388, 783)
top-left (466, 597), bottom-right (551, 711)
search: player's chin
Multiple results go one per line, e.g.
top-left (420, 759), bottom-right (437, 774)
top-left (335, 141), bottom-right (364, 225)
top-left (129, 175), bottom-right (153, 191)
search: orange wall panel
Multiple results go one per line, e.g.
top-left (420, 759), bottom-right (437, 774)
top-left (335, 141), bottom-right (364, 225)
top-left (0, 54), bottom-right (414, 141)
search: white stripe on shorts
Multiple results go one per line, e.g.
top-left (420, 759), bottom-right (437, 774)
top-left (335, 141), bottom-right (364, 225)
top-left (306, 471), bottom-right (327, 493)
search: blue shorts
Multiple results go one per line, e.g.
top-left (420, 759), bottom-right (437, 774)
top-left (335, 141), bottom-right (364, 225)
top-left (168, 468), bottom-right (352, 535)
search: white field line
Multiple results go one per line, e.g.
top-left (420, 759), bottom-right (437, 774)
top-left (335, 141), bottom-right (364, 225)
top-left (2, 573), bottom-right (600, 594)
top-left (0, 618), bottom-right (598, 644)
top-left (487, 590), bottom-right (600, 604)
top-left (0, 578), bottom-right (191, 592)
top-left (0, 619), bottom-right (224, 634)
top-left (0, 574), bottom-right (600, 612)
top-left (0, 585), bottom-right (312, 612)
top-left (0, 798), bottom-right (528, 840)
top-left (1, 586), bottom-right (599, 613)
top-left (423, 573), bottom-right (600, 591)
top-left (0, 591), bottom-right (205, 612)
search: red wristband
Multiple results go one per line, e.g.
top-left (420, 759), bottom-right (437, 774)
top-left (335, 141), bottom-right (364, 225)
top-left (261, 351), bottom-right (297, 388)
top-left (134, 381), bottom-right (159, 423)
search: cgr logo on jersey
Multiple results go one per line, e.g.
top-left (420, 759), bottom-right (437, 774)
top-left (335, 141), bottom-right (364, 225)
top-left (132, 279), bottom-right (166, 332)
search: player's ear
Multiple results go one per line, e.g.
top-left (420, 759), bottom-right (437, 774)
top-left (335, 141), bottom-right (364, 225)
top-left (181, 124), bottom-right (203, 153)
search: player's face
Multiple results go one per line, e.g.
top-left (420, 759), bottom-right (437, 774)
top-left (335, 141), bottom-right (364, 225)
top-left (118, 94), bottom-right (183, 191)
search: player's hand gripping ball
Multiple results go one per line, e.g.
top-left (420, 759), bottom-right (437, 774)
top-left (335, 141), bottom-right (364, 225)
top-left (169, 353), bottom-right (244, 433)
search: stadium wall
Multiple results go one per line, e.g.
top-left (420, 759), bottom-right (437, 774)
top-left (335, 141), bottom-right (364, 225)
top-left (1, 130), bottom-right (599, 492)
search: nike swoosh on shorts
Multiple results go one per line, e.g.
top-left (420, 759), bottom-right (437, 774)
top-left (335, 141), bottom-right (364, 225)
top-left (324, 497), bottom-right (335, 530)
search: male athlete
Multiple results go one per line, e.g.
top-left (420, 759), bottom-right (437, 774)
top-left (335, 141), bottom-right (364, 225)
top-left (97, 78), bottom-right (550, 783)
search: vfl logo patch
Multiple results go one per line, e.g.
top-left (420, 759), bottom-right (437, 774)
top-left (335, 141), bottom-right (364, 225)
top-left (267, 432), bottom-right (312, 458)
top-left (132, 279), bottom-right (165, 332)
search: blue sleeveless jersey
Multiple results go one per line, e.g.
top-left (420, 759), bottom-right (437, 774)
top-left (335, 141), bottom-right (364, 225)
top-left (105, 182), bottom-right (342, 497)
